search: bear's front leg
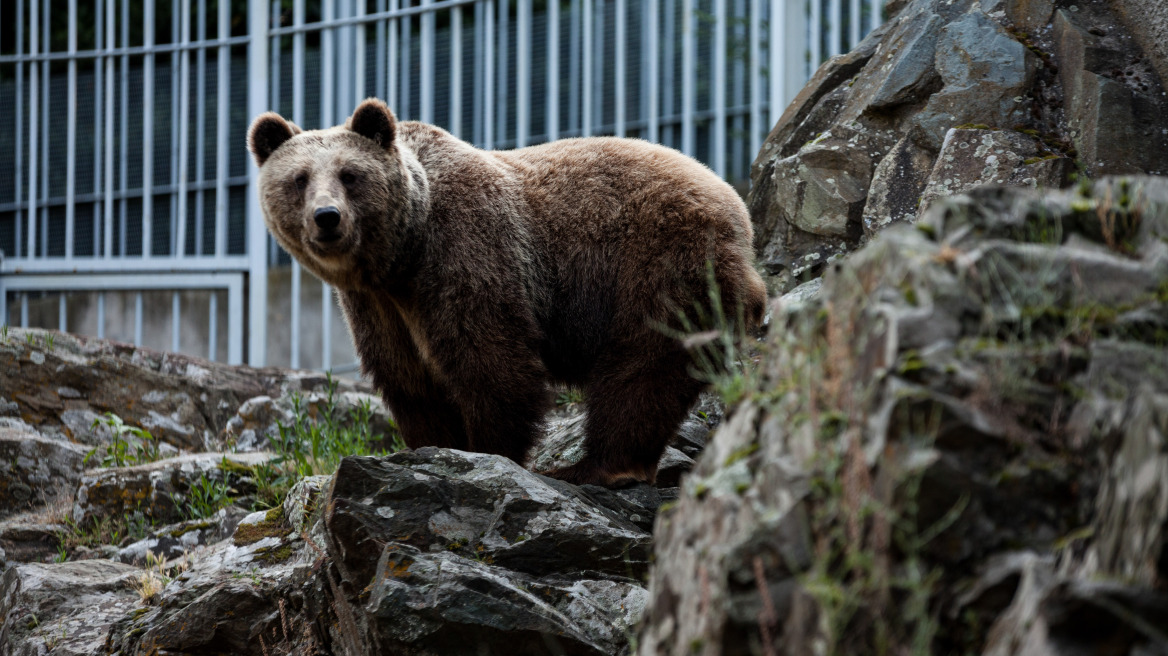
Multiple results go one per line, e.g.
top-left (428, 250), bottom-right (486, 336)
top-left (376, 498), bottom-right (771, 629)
top-left (424, 319), bottom-right (552, 467)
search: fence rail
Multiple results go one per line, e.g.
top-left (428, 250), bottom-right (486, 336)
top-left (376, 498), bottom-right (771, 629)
top-left (0, 0), bottom-right (882, 369)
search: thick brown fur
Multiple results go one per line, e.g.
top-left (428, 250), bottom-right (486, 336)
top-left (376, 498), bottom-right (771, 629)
top-left (248, 98), bottom-right (767, 487)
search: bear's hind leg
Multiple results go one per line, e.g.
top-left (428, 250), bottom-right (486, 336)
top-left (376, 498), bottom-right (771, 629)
top-left (551, 343), bottom-right (704, 487)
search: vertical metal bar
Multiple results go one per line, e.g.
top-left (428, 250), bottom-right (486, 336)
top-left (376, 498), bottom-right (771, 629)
top-left (829, 0), bottom-right (841, 56)
top-left (40, 0), bottom-right (49, 260)
top-left (400, 0), bottom-right (410, 118)
top-left (473, 0), bottom-right (482, 143)
top-left (27, 0), bottom-right (39, 258)
top-left (208, 290), bottom-right (218, 360)
top-left (810, 0), bottom-right (821, 72)
top-left (356, 0), bottom-right (366, 103)
top-left (177, 0), bottom-right (192, 258)
top-left (170, 0), bottom-right (181, 258)
top-left (483, 0), bottom-right (494, 148)
top-left (420, 0), bottom-right (433, 123)
top-left (120, 0), bottom-right (129, 257)
top-left (451, 5), bottom-right (462, 137)
top-left (869, 0), bottom-right (879, 34)
top-left (0, 287), bottom-right (6, 330)
top-left (59, 294), bottom-right (67, 332)
top-left (581, 0), bottom-right (591, 136)
top-left (569, 0), bottom-right (579, 135)
top-left (94, 0), bottom-right (105, 258)
top-left (681, 0), bottom-right (695, 156)
top-left (646, 0), bottom-right (657, 142)
top-left (376, 0), bottom-right (386, 100)
top-left (750, 0), bottom-right (761, 155)
top-left (215, 0), bottom-right (228, 256)
top-left (614, 0), bottom-right (625, 136)
top-left (66, 0), bottom-right (78, 260)
top-left (105, 0), bottom-right (116, 258)
top-left (246, 0), bottom-right (271, 365)
top-left (496, 0), bottom-right (507, 144)
top-left (387, 0), bottom-right (398, 111)
top-left (335, 0), bottom-right (347, 115)
top-left (769, 0), bottom-right (784, 127)
top-left (546, 0), bottom-right (559, 141)
top-left (661, 0), bottom-right (673, 146)
top-left (134, 292), bottom-right (143, 345)
top-left (14, 0), bottom-right (23, 260)
top-left (516, 0), bottom-right (529, 146)
top-left (172, 291), bottom-right (181, 352)
top-left (713, 0), bottom-right (726, 176)
top-left (593, 0), bottom-right (603, 135)
top-left (850, 0), bottom-right (860, 48)
top-left (291, 0), bottom-right (303, 121)
top-left (195, 0), bottom-right (206, 256)
top-left (732, 0), bottom-right (745, 180)
top-left (323, 0), bottom-right (334, 125)
top-left (143, 0), bottom-right (156, 257)
top-left (21, 294), bottom-right (30, 328)
top-left (271, 1), bottom-right (281, 119)
top-left (97, 293), bottom-right (106, 338)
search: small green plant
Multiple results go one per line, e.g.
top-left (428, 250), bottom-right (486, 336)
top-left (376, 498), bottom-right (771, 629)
top-left (253, 373), bottom-right (404, 509)
top-left (57, 505), bottom-right (155, 552)
top-left (53, 543), bottom-right (69, 563)
top-left (173, 473), bottom-right (233, 520)
top-left (45, 333), bottom-right (55, 349)
top-left (555, 388), bottom-right (584, 406)
top-left (84, 413), bottom-right (163, 468)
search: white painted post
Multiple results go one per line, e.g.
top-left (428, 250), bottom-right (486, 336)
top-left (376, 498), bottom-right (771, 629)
top-left (246, 0), bottom-right (270, 366)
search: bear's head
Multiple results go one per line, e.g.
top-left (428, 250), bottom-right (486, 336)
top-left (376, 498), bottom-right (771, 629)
top-left (247, 98), bottom-right (424, 289)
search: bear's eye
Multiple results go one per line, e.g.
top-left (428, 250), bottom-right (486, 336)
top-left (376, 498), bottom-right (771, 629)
top-left (340, 171), bottom-right (358, 186)
top-left (294, 173), bottom-right (309, 192)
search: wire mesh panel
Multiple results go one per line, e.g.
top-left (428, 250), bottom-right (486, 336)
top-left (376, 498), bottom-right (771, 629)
top-left (0, 0), bottom-right (884, 369)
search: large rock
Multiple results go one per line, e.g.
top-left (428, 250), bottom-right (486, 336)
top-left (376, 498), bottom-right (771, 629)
top-left (640, 178), bottom-right (1168, 655)
top-left (0, 560), bottom-right (141, 656)
top-left (0, 423), bottom-right (89, 521)
top-left (315, 448), bottom-right (655, 655)
top-left (750, 0), bottom-right (1168, 291)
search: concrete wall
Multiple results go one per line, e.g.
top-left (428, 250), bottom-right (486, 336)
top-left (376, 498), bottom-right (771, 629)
top-left (6, 266), bottom-right (359, 372)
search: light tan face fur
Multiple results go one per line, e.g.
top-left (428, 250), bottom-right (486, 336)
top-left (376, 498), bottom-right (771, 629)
top-left (247, 101), bottom-right (408, 290)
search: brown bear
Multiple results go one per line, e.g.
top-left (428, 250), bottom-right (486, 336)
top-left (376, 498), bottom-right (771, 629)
top-left (247, 98), bottom-right (767, 487)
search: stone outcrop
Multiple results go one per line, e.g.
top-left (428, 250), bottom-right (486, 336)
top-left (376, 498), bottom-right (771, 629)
top-left (639, 177), bottom-right (1168, 655)
top-left (751, 0), bottom-right (1168, 292)
top-left (0, 327), bottom-right (714, 656)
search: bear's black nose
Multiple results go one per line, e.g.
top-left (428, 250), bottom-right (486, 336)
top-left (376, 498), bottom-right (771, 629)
top-left (314, 206), bottom-right (341, 232)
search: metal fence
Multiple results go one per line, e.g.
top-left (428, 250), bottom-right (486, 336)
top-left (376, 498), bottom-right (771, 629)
top-left (0, 0), bottom-right (882, 369)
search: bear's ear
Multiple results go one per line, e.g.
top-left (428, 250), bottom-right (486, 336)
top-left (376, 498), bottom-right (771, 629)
top-left (248, 112), bottom-right (297, 167)
top-left (348, 98), bottom-right (396, 150)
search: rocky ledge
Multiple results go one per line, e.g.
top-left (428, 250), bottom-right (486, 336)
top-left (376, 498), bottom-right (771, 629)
top-left (0, 325), bottom-right (714, 655)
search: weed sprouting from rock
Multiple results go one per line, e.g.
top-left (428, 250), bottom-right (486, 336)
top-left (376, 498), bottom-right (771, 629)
top-left (253, 373), bottom-right (404, 509)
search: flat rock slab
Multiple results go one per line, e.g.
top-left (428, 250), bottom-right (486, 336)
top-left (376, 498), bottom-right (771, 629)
top-left (0, 559), bottom-right (141, 656)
